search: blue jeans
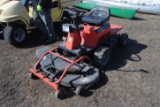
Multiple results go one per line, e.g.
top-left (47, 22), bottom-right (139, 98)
top-left (39, 9), bottom-right (55, 37)
top-left (33, 10), bottom-right (48, 34)
top-left (32, 0), bottom-right (55, 37)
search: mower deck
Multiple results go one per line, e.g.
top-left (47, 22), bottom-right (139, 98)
top-left (29, 47), bottom-right (99, 91)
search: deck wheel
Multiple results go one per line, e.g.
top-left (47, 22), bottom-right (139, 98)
top-left (75, 86), bottom-right (85, 96)
top-left (55, 89), bottom-right (67, 100)
top-left (29, 73), bottom-right (39, 80)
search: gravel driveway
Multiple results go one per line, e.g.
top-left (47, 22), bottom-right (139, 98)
top-left (0, 12), bottom-right (160, 107)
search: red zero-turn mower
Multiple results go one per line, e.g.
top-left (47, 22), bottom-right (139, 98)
top-left (29, 6), bottom-right (128, 99)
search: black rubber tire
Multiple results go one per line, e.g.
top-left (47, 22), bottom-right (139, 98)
top-left (55, 89), bottom-right (67, 100)
top-left (75, 86), bottom-right (85, 96)
top-left (0, 32), bottom-right (3, 38)
top-left (4, 24), bottom-right (27, 46)
top-left (0, 24), bottom-right (3, 34)
top-left (119, 33), bottom-right (128, 47)
top-left (93, 46), bottom-right (111, 69)
top-left (0, 25), bottom-right (3, 38)
top-left (29, 73), bottom-right (39, 80)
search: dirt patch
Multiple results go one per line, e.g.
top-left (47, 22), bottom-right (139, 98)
top-left (0, 13), bottom-right (160, 107)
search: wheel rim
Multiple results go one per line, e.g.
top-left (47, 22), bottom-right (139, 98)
top-left (13, 28), bottom-right (26, 43)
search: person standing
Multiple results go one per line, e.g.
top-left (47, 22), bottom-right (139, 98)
top-left (32, 0), bottom-right (56, 44)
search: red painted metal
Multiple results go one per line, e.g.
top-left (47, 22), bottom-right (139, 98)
top-left (65, 23), bottom-right (123, 49)
top-left (110, 24), bottom-right (123, 34)
top-left (80, 24), bottom-right (111, 48)
top-left (29, 68), bottom-right (59, 91)
top-left (66, 30), bottom-right (81, 50)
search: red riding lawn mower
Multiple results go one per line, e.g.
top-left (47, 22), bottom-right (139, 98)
top-left (29, 6), bottom-right (128, 99)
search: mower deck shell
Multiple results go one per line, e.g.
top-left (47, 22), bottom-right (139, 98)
top-left (29, 47), bottom-right (99, 91)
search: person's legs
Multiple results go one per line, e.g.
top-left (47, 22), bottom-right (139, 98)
top-left (32, 0), bottom-right (48, 39)
top-left (33, 10), bottom-right (48, 35)
top-left (39, 10), bottom-right (55, 36)
top-left (39, 10), bottom-right (56, 43)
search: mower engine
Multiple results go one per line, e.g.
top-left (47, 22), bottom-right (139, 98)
top-left (64, 6), bottom-right (112, 49)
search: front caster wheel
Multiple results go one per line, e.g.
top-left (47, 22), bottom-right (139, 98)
top-left (75, 86), bottom-right (85, 96)
top-left (55, 89), bottom-right (67, 100)
top-left (29, 73), bottom-right (39, 80)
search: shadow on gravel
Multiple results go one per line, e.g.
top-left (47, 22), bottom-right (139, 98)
top-left (131, 17), bottom-right (146, 21)
top-left (110, 16), bottom-right (145, 20)
top-left (105, 38), bottom-right (148, 73)
top-left (81, 72), bottom-right (109, 97)
top-left (116, 69), bottom-right (149, 73)
top-left (18, 21), bottom-right (67, 48)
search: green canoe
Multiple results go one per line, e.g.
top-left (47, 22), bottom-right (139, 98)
top-left (75, 2), bottom-right (137, 19)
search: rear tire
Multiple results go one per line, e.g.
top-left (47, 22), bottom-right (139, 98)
top-left (93, 46), bottom-right (111, 69)
top-left (0, 24), bottom-right (4, 39)
top-left (4, 23), bottom-right (27, 46)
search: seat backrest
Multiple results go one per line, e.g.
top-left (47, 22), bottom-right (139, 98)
top-left (82, 6), bottom-right (110, 25)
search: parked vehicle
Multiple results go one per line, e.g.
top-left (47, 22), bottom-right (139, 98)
top-left (29, 6), bottom-right (128, 99)
top-left (0, 0), bottom-right (64, 46)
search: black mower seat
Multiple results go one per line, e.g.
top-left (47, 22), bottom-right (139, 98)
top-left (82, 6), bottom-right (110, 25)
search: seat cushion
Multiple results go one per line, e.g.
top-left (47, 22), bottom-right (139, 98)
top-left (82, 6), bottom-right (110, 25)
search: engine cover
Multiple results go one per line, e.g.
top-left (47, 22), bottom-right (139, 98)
top-left (80, 22), bottom-right (111, 48)
top-left (66, 22), bottom-right (111, 50)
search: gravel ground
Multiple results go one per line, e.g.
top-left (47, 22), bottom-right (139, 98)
top-left (0, 12), bottom-right (160, 107)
